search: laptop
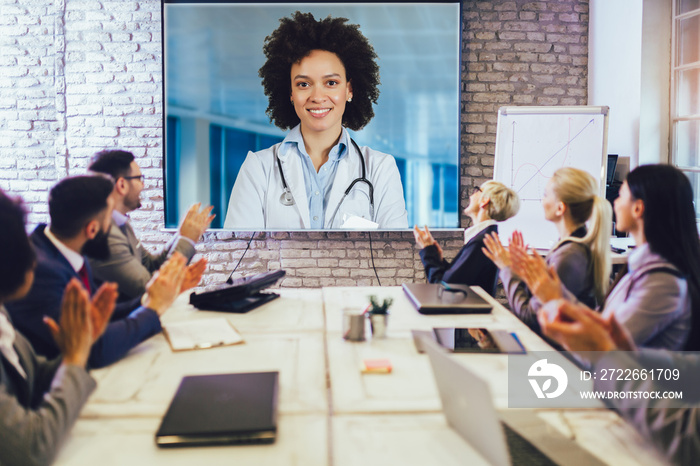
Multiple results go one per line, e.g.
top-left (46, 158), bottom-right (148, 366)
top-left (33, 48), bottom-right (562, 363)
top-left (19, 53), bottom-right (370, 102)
top-left (422, 337), bottom-right (603, 466)
top-left (155, 371), bottom-right (279, 447)
top-left (402, 282), bottom-right (492, 314)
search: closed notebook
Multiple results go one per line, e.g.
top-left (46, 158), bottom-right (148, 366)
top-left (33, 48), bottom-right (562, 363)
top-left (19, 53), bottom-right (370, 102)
top-left (155, 371), bottom-right (279, 447)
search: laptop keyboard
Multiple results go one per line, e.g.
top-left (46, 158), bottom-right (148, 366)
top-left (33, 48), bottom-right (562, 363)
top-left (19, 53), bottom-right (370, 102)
top-left (502, 422), bottom-right (559, 466)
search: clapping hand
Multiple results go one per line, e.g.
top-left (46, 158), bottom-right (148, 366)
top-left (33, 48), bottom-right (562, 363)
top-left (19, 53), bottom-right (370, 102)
top-left (482, 232), bottom-right (511, 269)
top-left (44, 279), bottom-right (104, 367)
top-left (143, 252), bottom-right (188, 316)
top-left (87, 282), bottom-right (119, 340)
top-left (179, 203), bottom-right (215, 243)
top-left (413, 225), bottom-right (443, 259)
top-left (538, 299), bottom-right (634, 353)
top-left (510, 245), bottom-right (563, 303)
top-left (180, 258), bottom-right (208, 293)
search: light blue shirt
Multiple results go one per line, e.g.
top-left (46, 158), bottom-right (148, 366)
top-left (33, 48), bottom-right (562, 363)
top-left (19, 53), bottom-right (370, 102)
top-left (281, 125), bottom-right (349, 228)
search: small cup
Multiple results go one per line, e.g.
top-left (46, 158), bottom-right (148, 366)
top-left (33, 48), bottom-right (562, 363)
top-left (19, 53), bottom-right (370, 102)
top-left (342, 309), bottom-right (366, 342)
top-left (368, 313), bottom-right (389, 339)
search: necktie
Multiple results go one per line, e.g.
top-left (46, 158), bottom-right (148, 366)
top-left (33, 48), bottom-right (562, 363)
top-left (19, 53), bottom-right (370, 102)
top-left (78, 264), bottom-right (91, 295)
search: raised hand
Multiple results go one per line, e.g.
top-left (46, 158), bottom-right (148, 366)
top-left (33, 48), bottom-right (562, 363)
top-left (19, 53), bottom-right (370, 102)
top-left (143, 252), bottom-right (188, 316)
top-left (510, 246), bottom-right (563, 303)
top-left (179, 203), bottom-right (215, 243)
top-left (88, 282), bottom-right (118, 340)
top-left (538, 299), bottom-right (617, 353)
top-left (180, 258), bottom-right (208, 293)
top-left (509, 230), bottom-right (527, 253)
top-left (482, 231), bottom-right (511, 269)
top-left (413, 225), bottom-right (436, 249)
top-left (44, 279), bottom-right (93, 367)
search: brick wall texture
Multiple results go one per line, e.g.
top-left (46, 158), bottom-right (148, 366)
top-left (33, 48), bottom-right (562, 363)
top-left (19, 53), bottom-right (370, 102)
top-left (0, 0), bottom-right (589, 288)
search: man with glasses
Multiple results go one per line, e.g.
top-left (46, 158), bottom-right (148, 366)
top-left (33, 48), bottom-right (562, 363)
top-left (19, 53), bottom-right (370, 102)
top-left (88, 150), bottom-right (214, 302)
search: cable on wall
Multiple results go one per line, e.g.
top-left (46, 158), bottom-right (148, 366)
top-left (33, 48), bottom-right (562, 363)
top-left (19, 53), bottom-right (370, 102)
top-left (226, 232), bottom-right (257, 284)
top-left (368, 231), bottom-right (381, 286)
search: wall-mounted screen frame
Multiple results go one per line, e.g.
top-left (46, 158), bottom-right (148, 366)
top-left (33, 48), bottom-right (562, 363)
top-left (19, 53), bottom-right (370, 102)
top-left (162, 0), bottom-right (462, 231)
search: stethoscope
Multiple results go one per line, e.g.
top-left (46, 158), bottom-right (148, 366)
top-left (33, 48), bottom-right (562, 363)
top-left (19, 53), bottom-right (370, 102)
top-left (275, 138), bottom-right (375, 226)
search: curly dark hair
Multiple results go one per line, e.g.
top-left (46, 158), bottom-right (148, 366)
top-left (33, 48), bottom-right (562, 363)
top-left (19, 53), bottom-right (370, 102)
top-left (259, 11), bottom-right (380, 131)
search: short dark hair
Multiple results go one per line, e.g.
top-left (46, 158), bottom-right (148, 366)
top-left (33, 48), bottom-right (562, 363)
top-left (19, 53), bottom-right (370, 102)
top-left (89, 150), bottom-right (135, 180)
top-left (48, 175), bottom-right (115, 238)
top-left (259, 11), bottom-right (380, 131)
top-left (0, 189), bottom-right (36, 299)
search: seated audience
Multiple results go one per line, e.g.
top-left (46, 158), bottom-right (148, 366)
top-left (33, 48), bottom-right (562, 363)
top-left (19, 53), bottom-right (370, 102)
top-left (88, 149), bottom-right (213, 302)
top-left (511, 164), bottom-right (699, 350)
top-left (0, 189), bottom-right (115, 466)
top-left (414, 181), bottom-right (519, 295)
top-left (6, 175), bottom-right (201, 368)
top-left (539, 299), bottom-right (700, 464)
top-left (483, 167), bottom-right (612, 333)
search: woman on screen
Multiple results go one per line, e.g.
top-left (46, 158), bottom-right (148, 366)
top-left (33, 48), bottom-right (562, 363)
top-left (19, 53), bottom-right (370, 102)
top-left (414, 181), bottom-right (520, 296)
top-left (223, 12), bottom-right (407, 230)
top-left (508, 164), bottom-right (700, 351)
top-left (483, 167), bottom-right (612, 334)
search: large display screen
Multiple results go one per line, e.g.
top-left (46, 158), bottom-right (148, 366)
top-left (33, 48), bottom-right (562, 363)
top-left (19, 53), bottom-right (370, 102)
top-left (163, 1), bottom-right (461, 230)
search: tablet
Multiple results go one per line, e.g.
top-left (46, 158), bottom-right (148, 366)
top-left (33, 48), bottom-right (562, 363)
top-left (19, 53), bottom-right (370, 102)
top-left (433, 328), bottom-right (526, 354)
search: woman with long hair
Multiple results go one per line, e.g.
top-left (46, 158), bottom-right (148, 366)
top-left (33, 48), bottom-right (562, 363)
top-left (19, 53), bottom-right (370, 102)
top-left (483, 167), bottom-right (612, 333)
top-left (514, 164), bottom-right (699, 350)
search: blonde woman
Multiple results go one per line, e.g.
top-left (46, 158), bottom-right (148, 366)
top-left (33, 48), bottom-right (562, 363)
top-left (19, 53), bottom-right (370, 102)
top-left (483, 167), bottom-right (611, 332)
top-left (414, 181), bottom-right (520, 296)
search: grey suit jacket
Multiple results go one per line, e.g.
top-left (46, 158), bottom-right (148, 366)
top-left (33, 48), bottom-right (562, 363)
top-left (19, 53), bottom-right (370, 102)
top-left (89, 219), bottom-right (196, 301)
top-left (0, 306), bottom-right (96, 466)
top-left (594, 350), bottom-right (700, 464)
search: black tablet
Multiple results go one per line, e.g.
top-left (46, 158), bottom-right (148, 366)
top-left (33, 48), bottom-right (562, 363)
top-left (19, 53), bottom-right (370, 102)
top-left (432, 327), bottom-right (526, 354)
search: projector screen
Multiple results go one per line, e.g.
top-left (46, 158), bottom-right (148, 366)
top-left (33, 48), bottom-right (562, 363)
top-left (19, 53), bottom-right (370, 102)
top-left (163, 1), bottom-right (462, 231)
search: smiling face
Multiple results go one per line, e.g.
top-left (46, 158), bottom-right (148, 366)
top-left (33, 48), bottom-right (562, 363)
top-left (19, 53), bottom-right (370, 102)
top-left (290, 49), bottom-right (353, 137)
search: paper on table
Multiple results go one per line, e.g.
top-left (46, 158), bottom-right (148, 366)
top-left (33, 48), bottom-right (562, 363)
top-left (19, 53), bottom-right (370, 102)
top-left (163, 318), bottom-right (244, 352)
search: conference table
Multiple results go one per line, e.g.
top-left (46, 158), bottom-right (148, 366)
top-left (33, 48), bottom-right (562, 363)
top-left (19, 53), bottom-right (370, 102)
top-left (54, 286), bottom-right (667, 466)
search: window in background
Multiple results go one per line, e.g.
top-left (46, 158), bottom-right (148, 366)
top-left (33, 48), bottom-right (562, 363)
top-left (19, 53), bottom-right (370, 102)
top-left (672, 0), bottom-right (700, 217)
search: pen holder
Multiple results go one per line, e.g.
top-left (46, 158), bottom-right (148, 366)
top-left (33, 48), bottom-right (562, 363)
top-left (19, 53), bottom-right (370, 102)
top-left (368, 313), bottom-right (389, 339)
top-left (342, 309), bottom-right (366, 342)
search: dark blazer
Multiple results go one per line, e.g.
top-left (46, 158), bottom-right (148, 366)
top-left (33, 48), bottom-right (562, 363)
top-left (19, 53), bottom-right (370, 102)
top-left (6, 225), bottom-right (163, 369)
top-left (419, 224), bottom-right (499, 295)
top-left (0, 306), bottom-right (95, 466)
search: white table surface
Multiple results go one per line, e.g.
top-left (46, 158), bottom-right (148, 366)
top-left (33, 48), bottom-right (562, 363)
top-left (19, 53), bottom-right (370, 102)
top-left (54, 286), bottom-right (666, 466)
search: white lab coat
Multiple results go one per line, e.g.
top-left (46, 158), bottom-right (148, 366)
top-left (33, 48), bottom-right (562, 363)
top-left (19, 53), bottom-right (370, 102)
top-left (224, 141), bottom-right (408, 230)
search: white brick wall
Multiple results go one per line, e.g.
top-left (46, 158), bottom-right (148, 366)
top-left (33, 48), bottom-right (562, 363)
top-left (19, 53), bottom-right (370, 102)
top-left (0, 0), bottom-right (589, 288)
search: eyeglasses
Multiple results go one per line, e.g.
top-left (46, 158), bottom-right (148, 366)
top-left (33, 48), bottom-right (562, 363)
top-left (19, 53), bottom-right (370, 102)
top-left (123, 174), bottom-right (145, 183)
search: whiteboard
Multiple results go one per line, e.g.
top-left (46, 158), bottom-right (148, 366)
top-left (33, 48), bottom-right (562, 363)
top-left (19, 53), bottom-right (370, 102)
top-left (493, 106), bottom-right (609, 249)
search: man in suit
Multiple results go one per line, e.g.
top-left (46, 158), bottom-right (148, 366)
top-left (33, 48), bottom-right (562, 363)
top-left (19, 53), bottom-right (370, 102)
top-left (0, 188), bottom-right (116, 465)
top-left (413, 181), bottom-right (520, 295)
top-left (6, 175), bottom-right (192, 368)
top-left (87, 149), bottom-right (213, 302)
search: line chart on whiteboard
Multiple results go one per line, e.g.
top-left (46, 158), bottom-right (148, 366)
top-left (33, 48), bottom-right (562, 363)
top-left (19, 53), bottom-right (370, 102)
top-left (508, 117), bottom-right (597, 201)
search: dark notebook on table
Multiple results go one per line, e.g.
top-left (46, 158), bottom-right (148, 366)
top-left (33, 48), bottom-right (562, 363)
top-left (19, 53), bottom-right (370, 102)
top-left (402, 282), bottom-right (492, 314)
top-left (155, 371), bottom-right (279, 447)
